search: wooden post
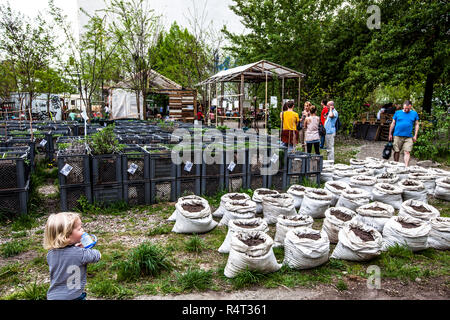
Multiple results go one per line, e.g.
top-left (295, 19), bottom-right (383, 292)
top-left (298, 76), bottom-right (301, 113)
top-left (264, 71), bottom-right (268, 131)
top-left (215, 83), bottom-right (219, 127)
top-left (239, 74), bottom-right (244, 129)
top-left (281, 77), bottom-right (285, 107)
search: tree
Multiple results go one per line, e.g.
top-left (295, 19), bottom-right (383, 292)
top-left (342, 0), bottom-right (449, 113)
top-left (105, 0), bottom-right (162, 120)
top-left (0, 2), bottom-right (55, 121)
top-left (49, 0), bottom-right (119, 119)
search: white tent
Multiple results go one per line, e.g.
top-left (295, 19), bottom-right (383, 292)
top-left (110, 89), bottom-right (144, 120)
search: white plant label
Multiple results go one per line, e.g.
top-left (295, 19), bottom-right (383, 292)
top-left (271, 153), bottom-right (279, 163)
top-left (39, 139), bottom-right (47, 147)
top-left (184, 161), bottom-right (193, 172)
top-left (60, 164), bottom-right (73, 176)
top-left (228, 161), bottom-right (236, 172)
top-left (128, 163), bottom-right (139, 175)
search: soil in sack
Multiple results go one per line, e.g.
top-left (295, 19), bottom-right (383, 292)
top-left (182, 203), bottom-right (205, 213)
top-left (229, 194), bottom-right (247, 200)
top-left (350, 226), bottom-right (374, 242)
top-left (331, 209), bottom-right (353, 222)
top-left (240, 234), bottom-right (265, 247)
top-left (296, 233), bottom-right (321, 240)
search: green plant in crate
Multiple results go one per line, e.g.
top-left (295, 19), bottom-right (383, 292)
top-left (87, 125), bottom-right (124, 155)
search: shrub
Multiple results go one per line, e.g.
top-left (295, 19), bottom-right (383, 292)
top-left (176, 268), bottom-right (213, 291)
top-left (115, 242), bottom-right (173, 281)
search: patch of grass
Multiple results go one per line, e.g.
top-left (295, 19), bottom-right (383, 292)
top-left (115, 242), bottom-right (174, 281)
top-left (1, 239), bottom-right (30, 258)
top-left (76, 196), bottom-right (130, 216)
top-left (175, 268), bottom-right (213, 292)
top-left (11, 214), bottom-right (39, 231)
top-left (5, 282), bottom-right (49, 300)
top-left (336, 279), bottom-right (348, 291)
top-left (88, 278), bottom-right (133, 299)
top-left (184, 234), bottom-right (206, 253)
top-left (11, 231), bottom-right (27, 238)
top-left (229, 268), bottom-right (267, 290)
top-left (148, 224), bottom-right (172, 236)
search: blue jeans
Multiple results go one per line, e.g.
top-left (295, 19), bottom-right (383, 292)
top-left (320, 135), bottom-right (325, 148)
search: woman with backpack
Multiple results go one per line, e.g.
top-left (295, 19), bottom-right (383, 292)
top-left (304, 105), bottom-right (322, 155)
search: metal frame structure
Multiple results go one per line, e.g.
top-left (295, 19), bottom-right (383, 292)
top-left (196, 60), bottom-right (305, 128)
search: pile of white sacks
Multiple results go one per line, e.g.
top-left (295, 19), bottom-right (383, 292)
top-left (167, 158), bottom-right (449, 278)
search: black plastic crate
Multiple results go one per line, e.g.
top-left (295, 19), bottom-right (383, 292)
top-left (151, 178), bottom-right (176, 203)
top-left (6, 138), bottom-right (36, 171)
top-left (57, 151), bottom-right (91, 186)
top-left (92, 153), bottom-right (123, 186)
top-left (123, 181), bottom-right (150, 206)
top-left (148, 147), bottom-right (176, 180)
top-left (0, 148), bottom-right (30, 190)
top-left (0, 180), bottom-right (29, 216)
top-left (60, 183), bottom-right (92, 211)
top-left (176, 178), bottom-right (201, 198)
top-left (266, 145), bottom-right (288, 191)
top-left (121, 145), bottom-right (150, 182)
top-left (93, 183), bottom-right (123, 204)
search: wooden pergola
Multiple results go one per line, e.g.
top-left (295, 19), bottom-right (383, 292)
top-left (196, 60), bottom-right (305, 128)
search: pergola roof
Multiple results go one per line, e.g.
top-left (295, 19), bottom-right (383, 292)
top-left (110, 69), bottom-right (182, 90)
top-left (196, 60), bottom-right (305, 86)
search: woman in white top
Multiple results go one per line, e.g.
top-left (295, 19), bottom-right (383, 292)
top-left (304, 105), bottom-right (321, 155)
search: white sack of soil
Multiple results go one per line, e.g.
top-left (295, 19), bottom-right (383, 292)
top-left (273, 214), bottom-right (314, 248)
top-left (168, 195), bottom-right (207, 221)
top-left (372, 183), bottom-right (404, 210)
top-left (382, 215), bottom-right (431, 252)
top-left (172, 198), bottom-right (218, 234)
top-left (428, 217), bottom-right (450, 250)
top-left (398, 179), bottom-right (428, 203)
top-left (408, 172), bottom-right (436, 195)
top-left (213, 193), bottom-right (250, 218)
top-left (356, 201), bottom-right (394, 233)
top-left (218, 199), bottom-right (257, 227)
top-left (353, 167), bottom-right (376, 177)
top-left (387, 167), bottom-right (410, 181)
top-left (283, 227), bottom-right (330, 269)
top-left (407, 165), bottom-right (429, 174)
top-left (252, 189), bottom-right (279, 215)
top-left (335, 187), bottom-right (371, 212)
top-left (262, 193), bottom-right (297, 225)
top-left (428, 168), bottom-right (450, 178)
top-left (384, 161), bottom-right (406, 170)
top-left (299, 188), bottom-right (333, 219)
top-left (332, 169), bottom-right (358, 185)
top-left (224, 231), bottom-right (281, 278)
top-left (398, 199), bottom-right (439, 222)
top-left (330, 220), bottom-right (383, 261)
top-left (324, 181), bottom-right (350, 206)
top-left (376, 172), bottom-right (399, 184)
top-left (349, 175), bottom-right (377, 195)
top-left (434, 177), bottom-right (450, 202)
top-left (365, 157), bottom-right (383, 164)
top-left (322, 207), bottom-right (357, 243)
top-left (349, 158), bottom-right (367, 169)
top-left (323, 160), bottom-right (335, 168)
top-left (364, 161), bottom-right (386, 176)
top-left (286, 185), bottom-right (309, 210)
top-left (320, 167), bottom-right (334, 183)
top-left (218, 218), bottom-right (269, 254)
top-left (333, 163), bottom-right (352, 171)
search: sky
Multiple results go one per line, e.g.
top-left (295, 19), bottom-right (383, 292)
top-left (1, 0), bottom-right (245, 38)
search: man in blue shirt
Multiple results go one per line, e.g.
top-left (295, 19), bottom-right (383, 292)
top-left (388, 100), bottom-right (420, 167)
top-left (324, 101), bottom-right (338, 161)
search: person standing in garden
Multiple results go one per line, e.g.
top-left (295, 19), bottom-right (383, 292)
top-left (388, 100), bottom-right (420, 167)
top-left (320, 99), bottom-right (328, 149)
top-left (304, 105), bottom-right (321, 155)
top-left (281, 101), bottom-right (299, 152)
top-left (324, 101), bottom-right (338, 162)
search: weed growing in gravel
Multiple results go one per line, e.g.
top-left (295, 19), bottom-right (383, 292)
top-left (4, 282), bottom-right (49, 300)
top-left (1, 240), bottom-right (30, 258)
top-left (148, 224), bottom-right (172, 236)
top-left (115, 242), bottom-right (174, 281)
top-left (229, 268), bottom-right (266, 289)
top-left (175, 268), bottom-right (213, 291)
top-left (336, 279), bottom-right (348, 291)
top-left (184, 234), bottom-right (206, 253)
